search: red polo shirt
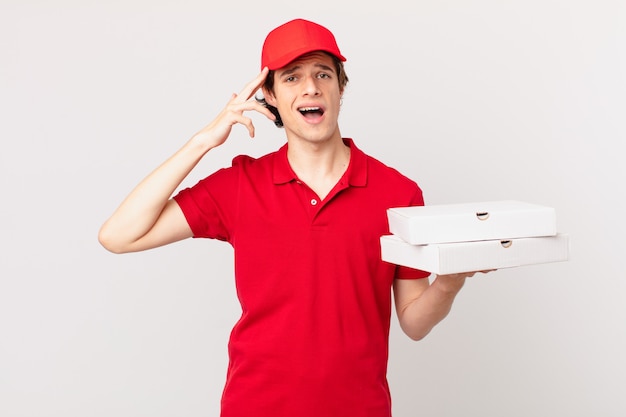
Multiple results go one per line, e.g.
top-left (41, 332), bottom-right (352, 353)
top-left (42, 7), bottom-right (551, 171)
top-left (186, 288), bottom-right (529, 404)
top-left (174, 139), bottom-right (429, 417)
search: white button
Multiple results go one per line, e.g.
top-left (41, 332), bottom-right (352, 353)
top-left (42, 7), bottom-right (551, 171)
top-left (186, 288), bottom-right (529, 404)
top-left (310, 199), bottom-right (318, 206)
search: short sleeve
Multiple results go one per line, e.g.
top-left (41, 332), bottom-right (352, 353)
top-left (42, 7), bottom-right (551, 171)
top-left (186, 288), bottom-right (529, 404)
top-left (173, 165), bottom-right (239, 242)
top-left (395, 265), bottom-right (431, 280)
top-left (392, 185), bottom-right (431, 280)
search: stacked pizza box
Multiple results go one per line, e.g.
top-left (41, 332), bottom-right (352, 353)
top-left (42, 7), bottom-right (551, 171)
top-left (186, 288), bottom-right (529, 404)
top-left (380, 200), bottom-right (569, 274)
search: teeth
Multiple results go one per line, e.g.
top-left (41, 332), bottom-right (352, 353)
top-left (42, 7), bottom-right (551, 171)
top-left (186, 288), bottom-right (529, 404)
top-left (299, 107), bottom-right (320, 112)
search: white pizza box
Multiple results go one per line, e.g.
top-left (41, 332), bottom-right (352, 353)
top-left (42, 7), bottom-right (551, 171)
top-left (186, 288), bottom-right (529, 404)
top-left (380, 233), bottom-right (569, 275)
top-left (387, 200), bottom-right (557, 245)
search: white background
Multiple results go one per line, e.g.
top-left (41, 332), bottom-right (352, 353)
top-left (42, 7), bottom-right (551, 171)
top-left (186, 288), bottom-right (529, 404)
top-left (1, 1), bottom-right (624, 416)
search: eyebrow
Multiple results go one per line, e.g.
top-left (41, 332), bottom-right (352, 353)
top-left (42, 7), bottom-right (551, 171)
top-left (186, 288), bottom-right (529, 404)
top-left (278, 62), bottom-right (335, 77)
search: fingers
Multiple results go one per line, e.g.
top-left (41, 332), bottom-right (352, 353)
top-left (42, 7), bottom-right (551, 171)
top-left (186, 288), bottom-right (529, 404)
top-left (196, 69), bottom-right (274, 147)
top-left (234, 67), bottom-right (270, 103)
top-left (226, 67), bottom-right (275, 121)
top-left (236, 115), bottom-right (256, 138)
top-left (439, 269), bottom-right (497, 280)
top-left (225, 96), bottom-right (275, 122)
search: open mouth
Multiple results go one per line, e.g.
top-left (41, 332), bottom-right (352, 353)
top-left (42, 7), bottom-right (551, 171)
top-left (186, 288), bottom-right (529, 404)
top-left (298, 107), bottom-right (324, 118)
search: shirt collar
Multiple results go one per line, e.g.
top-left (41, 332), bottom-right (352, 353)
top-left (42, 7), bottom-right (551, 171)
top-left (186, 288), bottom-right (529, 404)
top-left (273, 138), bottom-right (367, 187)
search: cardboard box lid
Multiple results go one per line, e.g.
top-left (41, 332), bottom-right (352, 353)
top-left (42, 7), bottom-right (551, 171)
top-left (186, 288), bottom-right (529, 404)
top-left (380, 233), bottom-right (570, 275)
top-left (387, 200), bottom-right (557, 245)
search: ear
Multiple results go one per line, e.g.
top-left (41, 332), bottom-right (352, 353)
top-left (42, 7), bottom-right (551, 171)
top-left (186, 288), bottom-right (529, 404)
top-left (262, 87), bottom-right (277, 106)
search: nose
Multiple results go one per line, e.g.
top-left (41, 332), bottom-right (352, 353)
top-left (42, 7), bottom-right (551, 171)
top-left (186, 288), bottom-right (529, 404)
top-left (302, 75), bottom-right (321, 96)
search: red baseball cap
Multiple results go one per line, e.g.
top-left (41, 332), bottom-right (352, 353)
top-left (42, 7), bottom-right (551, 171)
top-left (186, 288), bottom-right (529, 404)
top-left (261, 19), bottom-right (346, 70)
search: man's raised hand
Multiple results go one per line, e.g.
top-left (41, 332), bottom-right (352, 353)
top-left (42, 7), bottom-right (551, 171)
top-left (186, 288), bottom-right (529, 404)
top-left (190, 67), bottom-right (276, 151)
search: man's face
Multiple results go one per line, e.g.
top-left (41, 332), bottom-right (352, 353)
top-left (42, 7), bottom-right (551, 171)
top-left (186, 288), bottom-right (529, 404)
top-left (264, 52), bottom-right (343, 144)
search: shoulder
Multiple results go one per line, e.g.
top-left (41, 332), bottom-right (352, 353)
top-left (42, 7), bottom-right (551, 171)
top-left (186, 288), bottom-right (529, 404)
top-left (181, 149), bottom-right (278, 194)
top-left (362, 151), bottom-right (421, 194)
top-left (348, 139), bottom-right (417, 185)
top-left (230, 149), bottom-right (278, 170)
top-left (367, 154), bottom-right (416, 184)
top-left (349, 140), bottom-right (424, 206)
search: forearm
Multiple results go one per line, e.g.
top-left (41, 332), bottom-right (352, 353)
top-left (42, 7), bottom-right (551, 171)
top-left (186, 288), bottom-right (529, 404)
top-left (98, 68), bottom-right (274, 253)
top-left (98, 137), bottom-right (211, 252)
top-left (395, 275), bottom-right (466, 341)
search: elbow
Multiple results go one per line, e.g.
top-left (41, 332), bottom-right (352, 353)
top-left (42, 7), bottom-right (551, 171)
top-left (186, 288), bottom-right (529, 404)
top-left (405, 329), bottom-right (430, 342)
top-left (98, 225), bottom-right (128, 254)
top-left (400, 322), bottom-right (432, 342)
top-left (408, 333), bottom-right (425, 342)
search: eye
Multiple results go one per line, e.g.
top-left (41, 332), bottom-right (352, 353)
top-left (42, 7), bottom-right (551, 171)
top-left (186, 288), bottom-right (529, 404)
top-left (317, 72), bottom-right (331, 79)
top-left (285, 75), bottom-right (297, 82)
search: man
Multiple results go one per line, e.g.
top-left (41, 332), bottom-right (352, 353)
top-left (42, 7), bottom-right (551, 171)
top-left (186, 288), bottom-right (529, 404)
top-left (99, 18), bottom-right (479, 417)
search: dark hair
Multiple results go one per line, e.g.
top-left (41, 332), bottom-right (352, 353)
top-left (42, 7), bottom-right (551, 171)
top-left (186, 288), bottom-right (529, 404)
top-left (255, 53), bottom-right (349, 128)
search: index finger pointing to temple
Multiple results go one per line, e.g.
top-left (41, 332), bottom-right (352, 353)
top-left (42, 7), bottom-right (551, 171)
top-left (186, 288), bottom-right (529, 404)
top-left (236, 67), bottom-right (270, 102)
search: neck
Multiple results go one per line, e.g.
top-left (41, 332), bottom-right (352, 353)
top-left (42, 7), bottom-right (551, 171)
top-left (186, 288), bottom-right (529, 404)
top-left (286, 135), bottom-right (351, 200)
